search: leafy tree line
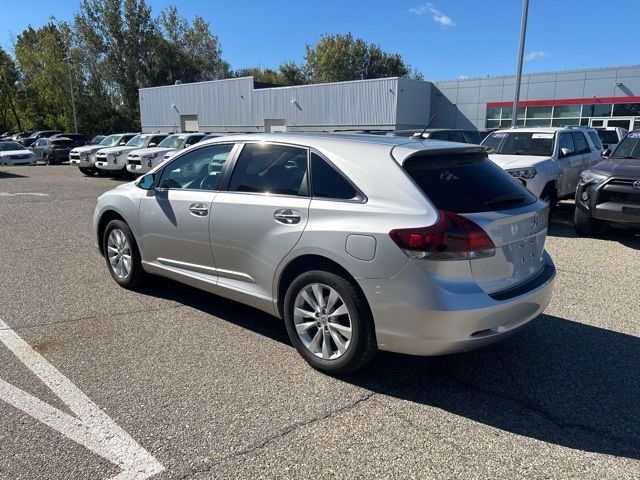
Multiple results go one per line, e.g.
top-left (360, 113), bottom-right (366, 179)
top-left (0, 1), bottom-right (420, 136)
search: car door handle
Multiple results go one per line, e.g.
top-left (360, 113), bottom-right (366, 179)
top-left (189, 203), bottom-right (209, 216)
top-left (274, 209), bottom-right (301, 225)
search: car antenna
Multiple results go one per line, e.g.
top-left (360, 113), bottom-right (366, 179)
top-left (413, 114), bottom-right (438, 138)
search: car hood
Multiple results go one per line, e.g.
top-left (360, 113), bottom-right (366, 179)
top-left (98, 145), bottom-right (141, 155)
top-left (0, 149), bottom-right (32, 156)
top-left (130, 147), bottom-right (174, 156)
top-left (71, 145), bottom-right (110, 154)
top-left (590, 157), bottom-right (640, 177)
top-left (488, 154), bottom-right (551, 168)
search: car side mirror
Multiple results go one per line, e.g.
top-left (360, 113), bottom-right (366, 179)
top-left (119, 141), bottom-right (126, 146)
top-left (149, 143), bottom-right (157, 147)
top-left (137, 173), bottom-right (155, 191)
top-left (559, 148), bottom-right (571, 158)
top-left (602, 148), bottom-right (611, 157)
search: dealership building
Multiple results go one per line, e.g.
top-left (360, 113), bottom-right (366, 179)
top-left (139, 64), bottom-right (640, 134)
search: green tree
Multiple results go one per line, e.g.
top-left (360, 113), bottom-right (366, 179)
top-left (74, 0), bottom-right (158, 123)
top-left (13, 22), bottom-right (80, 131)
top-left (304, 33), bottom-right (415, 83)
top-left (233, 62), bottom-right (306, 86)
top-left (155, 6), bottom-right (230, 85)
top-left (0, 48), bottom-right (23, 131)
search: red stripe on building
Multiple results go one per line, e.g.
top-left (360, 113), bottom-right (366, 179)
top-left (487, 96), bottom-right (640, 108)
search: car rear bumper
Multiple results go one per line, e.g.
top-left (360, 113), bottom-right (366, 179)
top-left (358, 252), bottom-right (555, 356)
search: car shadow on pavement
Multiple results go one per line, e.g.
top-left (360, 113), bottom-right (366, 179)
top-left (0, 171), bottom-right (28, 179)
top-left (548, 201), bottom-right (640, 249)
top-left (136, 276), bottom-right (640, 460)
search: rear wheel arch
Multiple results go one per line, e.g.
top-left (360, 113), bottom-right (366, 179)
top-left (276, 254), bottom-right (372, 320)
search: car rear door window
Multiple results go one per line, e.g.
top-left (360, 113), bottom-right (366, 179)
top-left (572, 132), bottom-right (590, 154)
top-left (158, 144), bottom-right (234, 190)
top-left (310, 152), bottom-right (358, 200)
top-left (403, 152), bottom-right (537, 213)
top-left (228, 143), bottom-right (308, 196)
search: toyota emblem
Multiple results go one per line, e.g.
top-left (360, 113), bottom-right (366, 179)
top-left (633, 180), bottom-right (640, 190)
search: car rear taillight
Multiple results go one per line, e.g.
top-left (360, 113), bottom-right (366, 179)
top-left (389, 210), bottom-right (495, 260)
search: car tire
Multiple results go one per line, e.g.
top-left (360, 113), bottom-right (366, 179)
top-left (43, 154), bottom-right (52, 166)
top-left (540, 184), bottom-right (557, 220)
top-left (283, 270), bottom-right (377, 375)
top-left (79, 167), bottom-right (96, 176)
top-left (574, 206), bottom-right (602, 236)
top-left (102, 219), bottom-right (145, 289)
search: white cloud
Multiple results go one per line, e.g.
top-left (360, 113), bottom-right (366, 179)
top-left (524, 50), bottom-right (548, 61)
top-left (458, 75), bottom-right (469, 80)
top-left (410, 3), bottom-right (457, 28)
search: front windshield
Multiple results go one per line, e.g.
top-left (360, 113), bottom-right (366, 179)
top-left (482, 131), bottom-right (554, 156)
top-left (158, 135), bottom-right (185, 148)
top-left (611, 133), bottom-right (640, 159)
top-left (126, 135), bottom-right (149, 148)
top-left (101, 135), bottom-right (121, 146)
top-left (0, 142), bottom-right (24, 151)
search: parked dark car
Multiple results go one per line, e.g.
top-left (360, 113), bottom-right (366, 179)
top-left (10, 131), bottom-right (34, 142)
top-left (51, 133), bottom-right (88, 147)
top-left (21, 130), bottom-right (62, 148)
top-left (90, 135), bottom-right (107, 145)
top-left (574, 130), bottom-right (640, 235)
top-left (32, 137), bottom-right (76, 164)
top-left (389, 128), bottom-right (486, 144)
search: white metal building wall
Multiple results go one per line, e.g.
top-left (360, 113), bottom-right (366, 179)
top-left (139, 77), bottom-right (432, 132)
top-left (431, 65), bottom-right (640, 130)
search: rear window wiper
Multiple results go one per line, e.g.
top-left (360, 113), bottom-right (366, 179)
top-left (485, 194), bottom-right (526, 207)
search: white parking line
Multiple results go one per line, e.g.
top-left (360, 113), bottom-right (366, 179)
top-left (0, 319), bottom-right (164, 480)
top-left (0, 192), bottom-right (49, 197)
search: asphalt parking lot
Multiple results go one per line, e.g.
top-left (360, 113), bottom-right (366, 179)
top-left (1, 164), bottom-right (639, 480)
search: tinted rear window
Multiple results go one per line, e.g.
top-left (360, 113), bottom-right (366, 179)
top-left (597, 130), bottom-right (620, 144)
top-left (403, 152), bottom-right (537, 213)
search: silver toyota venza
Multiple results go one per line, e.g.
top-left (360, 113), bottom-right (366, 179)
top-left (94, 133), bottom-right (556, 374)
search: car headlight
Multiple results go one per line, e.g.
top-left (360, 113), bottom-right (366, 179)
top-left (143, 153), bottom-right (158, 159)
top-left (580, 170), bottom-right (607, 185)
top-left (114, 150), bottom-right (122, 156)
top-left (506, 168), bottom-right (537, 179)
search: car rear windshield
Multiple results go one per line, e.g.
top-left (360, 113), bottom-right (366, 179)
top-left (403, 151), bottom-right (537, 213)
top-left (611, 133), bottom-right (640, 159)
top-left (482, 131), bottom-right (554, 156)
top-left (597, 130), bottom-right (620, 144)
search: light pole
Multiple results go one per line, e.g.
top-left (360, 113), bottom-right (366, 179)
top-left (512, 0), bottom-right (529, 128)
top-left (66, 55), bottom-right (78, 133)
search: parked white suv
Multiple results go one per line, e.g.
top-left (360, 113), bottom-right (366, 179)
top-left (126, 133), bottom-right (206, 175)
top-left (95, 133), bottom-right (168, 176)
top-left (70, 133), bottom-right (137, 176)
top-left (482, 126), bottom-right (604, 206)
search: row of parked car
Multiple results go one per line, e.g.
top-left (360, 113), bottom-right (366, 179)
top-left (2, 124), bottom-right (637, 236)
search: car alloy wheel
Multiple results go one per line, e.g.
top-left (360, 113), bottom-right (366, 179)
top-left (293, 283), bottom-right (353, 360)
top-left (107, 228), bottom-right (132, 280)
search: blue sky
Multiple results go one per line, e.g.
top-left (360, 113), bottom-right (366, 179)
top-left (1, 0), bottom-right (639, 81)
